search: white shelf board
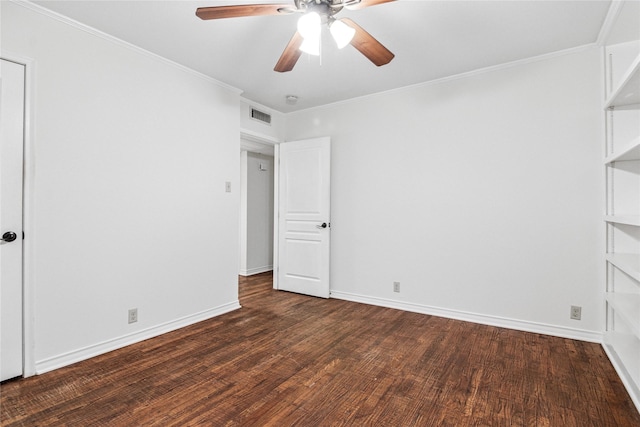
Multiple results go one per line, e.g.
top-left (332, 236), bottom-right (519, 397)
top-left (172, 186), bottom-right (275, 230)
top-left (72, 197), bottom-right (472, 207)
top-left (605, 136), bottom-right (640, 164)
top-left (607, 253), bottom-right (640, 282)
top-left (607, 292), bottom-right (640, 339)
top-left (604, 332), bottom-right (640, 393)
top-left (605, 54), bottom-right (640, 109)
top-left (605, 215), bottom-right (640, 226)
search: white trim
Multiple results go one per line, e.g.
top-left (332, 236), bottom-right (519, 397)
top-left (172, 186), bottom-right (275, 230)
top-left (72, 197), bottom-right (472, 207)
top-left (35, 301), bottom-right (241, 375)
top-left (272, 144), bottom-right (280, 291)
top-left (1, 51), bottom-right (37, 378)
top-left (240, 135), bottom-right (276, 155)
top-left (602, 343), bottom-right (640, 413)
top-left (237, 129), bottom-right (279, 287)
top-left (330, 290), bottom-right (603, 344)
top-left (596, 0), bottom-right (625, 47)
top-left (9, 0), bottom-right (242, 95)
top-left (239, 265), bottom-right (273, 277)
top-left (239, 151), bottom-right (248, 277)
top-left (240, 128), bottom-right (280, 145)
top-left (290, 44), bottom-right (598, 115)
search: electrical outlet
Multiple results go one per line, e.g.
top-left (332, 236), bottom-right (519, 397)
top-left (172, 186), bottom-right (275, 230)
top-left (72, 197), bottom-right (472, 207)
top-left (128, 308), bottom-right (138, 324)
top-left (225, 181), bottom-right (231, 193)
top-left (393, 282), bottom-right (400, 293)
top-left (570, 305), bottom-right (582, 320)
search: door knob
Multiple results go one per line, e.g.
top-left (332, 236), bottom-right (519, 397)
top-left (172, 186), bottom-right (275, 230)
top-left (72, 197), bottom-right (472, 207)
top-left (316, 223), bottom-right (328, 229)
top-left (1, 231), bottom-right (17, 243)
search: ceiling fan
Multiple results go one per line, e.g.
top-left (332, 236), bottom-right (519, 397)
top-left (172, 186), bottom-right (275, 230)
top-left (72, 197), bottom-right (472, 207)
top-left (196, 0), bottom-right (396, 72)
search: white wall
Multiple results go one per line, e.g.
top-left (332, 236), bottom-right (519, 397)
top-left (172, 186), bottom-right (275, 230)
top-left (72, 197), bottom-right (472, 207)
top-left (239, 151), bottom-right (249, 275)
top-left (239, 150), bottom-right (274, 276)
top-left (1, 0), bottom-right (605, 376)
top-left (2, 2), bottom-right (242, 372)
top-left (285, 48), bottom-right (604, 339)
top-left (247, 152), bottom-right (274, 274)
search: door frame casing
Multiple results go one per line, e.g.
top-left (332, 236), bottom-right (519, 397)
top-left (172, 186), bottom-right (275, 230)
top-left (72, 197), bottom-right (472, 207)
top-left (239, 129), bottom-right (280, 288)
top-left (1, 52), bottom-right (36, 377)
top-left (239, 130), bottom-right (277, 277)
top-left (273, 143), bottom-right (279, 290)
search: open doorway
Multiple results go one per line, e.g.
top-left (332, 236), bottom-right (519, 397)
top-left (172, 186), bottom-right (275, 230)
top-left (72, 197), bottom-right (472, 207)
top-left (239, 138), bottom-right (275, 277)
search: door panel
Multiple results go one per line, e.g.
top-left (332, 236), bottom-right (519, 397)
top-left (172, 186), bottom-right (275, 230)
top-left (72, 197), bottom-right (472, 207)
top-left (285, 150), bottom-right (322, 213)
top-left (277, 137), bottom-right (330, 298)
top-left (286, 239), bottom-right (321, 278)
top-left (1, 59), bottom-right (25, 381)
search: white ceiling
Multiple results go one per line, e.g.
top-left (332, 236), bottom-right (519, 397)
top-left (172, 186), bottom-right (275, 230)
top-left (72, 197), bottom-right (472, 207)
top-left (31, 0), bottom-right (613, 112)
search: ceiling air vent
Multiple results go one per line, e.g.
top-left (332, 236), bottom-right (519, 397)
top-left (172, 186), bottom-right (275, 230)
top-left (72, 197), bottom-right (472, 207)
top-left (250, 107), bottom-right (271, 125)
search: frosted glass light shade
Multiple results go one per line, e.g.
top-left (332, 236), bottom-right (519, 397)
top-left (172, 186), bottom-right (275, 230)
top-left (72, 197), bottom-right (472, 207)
top-left (297, 12), bottom-right (321, 56)
top-left (297, 12), bottom-right (321, 38)
top-left (300, 36), bottom-right (320, 56)
top-left (330, 19), bottom-right (355, 49)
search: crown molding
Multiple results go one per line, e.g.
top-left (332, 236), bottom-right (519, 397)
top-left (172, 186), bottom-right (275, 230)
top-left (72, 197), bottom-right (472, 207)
top-left (596, 0), bottom-right (625, 46)
top-left (287, 43), bottom-right (598, 115)
top-left (10, 0), bottom-right (243, 95)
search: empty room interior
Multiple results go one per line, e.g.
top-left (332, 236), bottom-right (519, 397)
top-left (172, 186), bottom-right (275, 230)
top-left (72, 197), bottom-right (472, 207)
top-left (2, 0), bottom-right (640, 424)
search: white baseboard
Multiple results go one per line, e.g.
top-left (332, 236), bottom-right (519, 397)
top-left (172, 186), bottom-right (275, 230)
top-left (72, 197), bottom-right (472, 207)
top-left (239, 265), bottom-right (273, 276)
top-left (35, 301), bottom-right (241, 375)
top-left (602, 343), bottom-right (640, 413)
top-left (330, 290), bottom-right (602, 343)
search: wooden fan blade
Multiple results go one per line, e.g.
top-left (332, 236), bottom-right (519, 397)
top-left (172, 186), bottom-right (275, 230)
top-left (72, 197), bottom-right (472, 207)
top-left (346, 0), bottom-right (395, 11)
top-left (342, 18), bottom-right (394, 66)
top-left (196, 4), bottom-right (292, 20)
top-left (274, 31), bottom-right (304, 72)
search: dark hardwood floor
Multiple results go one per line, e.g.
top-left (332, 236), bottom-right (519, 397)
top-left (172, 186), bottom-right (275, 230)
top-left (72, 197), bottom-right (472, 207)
top-left (2, 272), bottom-right (639, 426)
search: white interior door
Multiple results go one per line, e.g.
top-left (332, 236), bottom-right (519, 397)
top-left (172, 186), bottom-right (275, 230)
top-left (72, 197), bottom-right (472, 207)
top-left (1, 58), bottom-right (25, 381)
top-left (276, 137), bottom-right (330, 298)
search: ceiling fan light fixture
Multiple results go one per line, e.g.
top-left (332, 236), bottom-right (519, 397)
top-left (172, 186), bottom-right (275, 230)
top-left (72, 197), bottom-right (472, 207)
top-left (299, 36), bottom-right (321, 56)
top-left (196, 0), bottom-right (397, 72)
top-left (330, 19), bottom-right (355, 49)
top-left (297, 11), bottom-right (321, 56)
top-left (297, 11), bottom-right (321, 38)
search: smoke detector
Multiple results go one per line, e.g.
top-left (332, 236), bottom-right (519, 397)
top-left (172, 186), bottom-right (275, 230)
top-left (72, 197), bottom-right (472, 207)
top-left (286, 95), bottom-right (298, 105)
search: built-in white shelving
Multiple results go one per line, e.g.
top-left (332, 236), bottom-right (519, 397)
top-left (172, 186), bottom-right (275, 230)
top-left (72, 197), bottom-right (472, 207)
top-left (605, 55), bottom-right (640, 109)
top-left (607, 253), bottom-right (640, 282)
top-left (604, 136), bottom-right (640, 164)
top-left (606, 331), bottom-right (640, 389)
top-left (605, 215), bottom-right (640, 227)
top-left (607, 293), bottom-right (640, 338)
top-left (602, 10), bottom-right (640, 412)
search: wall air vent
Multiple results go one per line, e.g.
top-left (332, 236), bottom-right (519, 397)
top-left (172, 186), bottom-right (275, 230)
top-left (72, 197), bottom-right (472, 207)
top-left (250, 107), bottom-right (271, 125)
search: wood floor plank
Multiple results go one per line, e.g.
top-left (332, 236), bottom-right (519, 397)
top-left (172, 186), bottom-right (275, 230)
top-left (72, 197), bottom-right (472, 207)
top-left (2, 271), bottom-right (640, 425)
